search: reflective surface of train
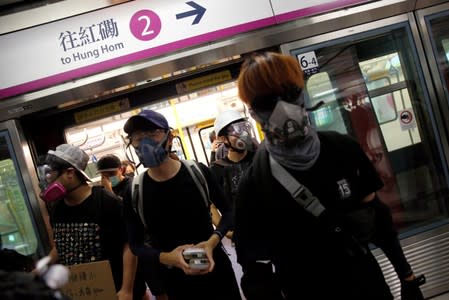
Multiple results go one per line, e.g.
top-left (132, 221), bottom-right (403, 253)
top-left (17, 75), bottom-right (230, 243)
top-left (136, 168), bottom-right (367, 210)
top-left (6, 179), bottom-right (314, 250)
top-left (0, 0), bottom-right (449, 298)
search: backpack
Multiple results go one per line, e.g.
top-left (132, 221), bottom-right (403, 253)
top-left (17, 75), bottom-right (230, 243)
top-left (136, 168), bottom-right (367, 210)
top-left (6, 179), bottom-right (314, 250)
top-left (131, 160), bottom-right (211, 230)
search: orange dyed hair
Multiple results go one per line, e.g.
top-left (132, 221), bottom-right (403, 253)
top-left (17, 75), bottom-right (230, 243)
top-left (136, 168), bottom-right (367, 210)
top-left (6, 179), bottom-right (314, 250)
top-left (237, 52), bottom-right (304, 106)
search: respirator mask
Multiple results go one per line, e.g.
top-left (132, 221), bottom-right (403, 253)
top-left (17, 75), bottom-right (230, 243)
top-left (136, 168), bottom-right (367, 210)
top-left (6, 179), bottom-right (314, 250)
top-left (37, 165), bottom-right (67, 203)
top-left (225, 120), bottom-right (255, 152)
top-left (249, 87), bottom-right (322, 146)
top-left (134, 132), bottom-right (170, 168)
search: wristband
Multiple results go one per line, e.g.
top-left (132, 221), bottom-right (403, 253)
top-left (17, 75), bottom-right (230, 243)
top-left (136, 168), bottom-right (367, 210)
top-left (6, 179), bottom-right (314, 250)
top-left (213, 230), bottom-right (224, 239)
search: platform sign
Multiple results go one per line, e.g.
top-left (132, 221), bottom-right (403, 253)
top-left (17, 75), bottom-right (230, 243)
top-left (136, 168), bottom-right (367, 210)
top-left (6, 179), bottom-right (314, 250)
top-left (297, 51), bottom-right (320, 77)
top-left (271, 0), bottom-right (371, 23)
top-left (0, 0), bottom-right (275, 99)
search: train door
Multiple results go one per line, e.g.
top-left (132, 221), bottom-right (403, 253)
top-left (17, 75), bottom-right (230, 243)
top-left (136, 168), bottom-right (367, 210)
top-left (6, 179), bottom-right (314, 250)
top-left (0, 120), bottom-right (49, 257)
top-left (416, 2), bottom-right (449, 139)
top-left (281, 14), bottom-right (449, 298)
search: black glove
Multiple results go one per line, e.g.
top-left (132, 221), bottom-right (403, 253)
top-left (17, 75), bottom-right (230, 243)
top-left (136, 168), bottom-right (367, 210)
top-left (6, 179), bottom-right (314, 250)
top-left (401, 274), bottom-right (425, 300)
top-left (318, 210), bottom-right (368, 257)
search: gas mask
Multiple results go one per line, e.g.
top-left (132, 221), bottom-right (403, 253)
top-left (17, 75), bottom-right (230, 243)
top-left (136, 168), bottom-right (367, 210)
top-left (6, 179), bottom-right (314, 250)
top-left (225, 121), bottom-right (255, 152)
top-left (134, 134), bottom-right (169, 168)
top-left (250, 89), bottom-right (320, 146)
top-left (40, 182), bottom-right (67, 203)
top-left (37, 165), bottom-right (83, 202)
top-left (37, 165), bottom-right (64, 202)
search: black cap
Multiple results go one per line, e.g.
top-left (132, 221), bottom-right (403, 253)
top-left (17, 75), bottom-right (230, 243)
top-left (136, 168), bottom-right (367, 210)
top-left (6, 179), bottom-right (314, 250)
top-left (96, 154), bottom-right (121, 173)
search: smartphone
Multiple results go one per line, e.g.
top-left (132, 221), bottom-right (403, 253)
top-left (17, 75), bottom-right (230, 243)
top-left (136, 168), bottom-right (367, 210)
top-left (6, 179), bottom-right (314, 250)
top-left (182, 248), bottom-right (209, 270)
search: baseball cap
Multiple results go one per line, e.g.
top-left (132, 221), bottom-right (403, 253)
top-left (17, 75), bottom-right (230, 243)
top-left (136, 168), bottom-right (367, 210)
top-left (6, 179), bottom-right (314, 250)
top-left (47, 144), bottom-right (92, 181)
top-left (124, 110), bottom-right (169, 134)
top-left (96, 154), bottom-right (121, 173)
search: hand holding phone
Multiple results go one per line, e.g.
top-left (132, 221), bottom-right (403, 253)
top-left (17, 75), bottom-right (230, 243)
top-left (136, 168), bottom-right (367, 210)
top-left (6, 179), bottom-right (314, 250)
top-left (182, 248), bottom-right (210, 270)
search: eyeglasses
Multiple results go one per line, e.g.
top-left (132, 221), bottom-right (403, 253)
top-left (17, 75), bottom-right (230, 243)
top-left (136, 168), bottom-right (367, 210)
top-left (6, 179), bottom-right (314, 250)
top-left (127, 129), bottom-right (166, 147)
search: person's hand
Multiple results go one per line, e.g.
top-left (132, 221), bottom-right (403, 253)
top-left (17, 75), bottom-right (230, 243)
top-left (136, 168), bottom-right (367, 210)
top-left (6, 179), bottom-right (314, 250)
top-left (193, 239), bottom-right (217, 273)
top-left (211, 140), bottom-right (222, 152)
top-left (117, 289), bottom-right (133, 300)
top-left (100, 176), bottom-right (113, 192)
top-left (401, 274), bottom-right (425, 300)
top-left (160, 244), bottom-right (209, 275)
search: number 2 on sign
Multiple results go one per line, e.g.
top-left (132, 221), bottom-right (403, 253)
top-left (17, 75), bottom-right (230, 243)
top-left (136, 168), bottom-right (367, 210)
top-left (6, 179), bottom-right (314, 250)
top-left (138, 15), bottom-right (155, 36)
top-left (130, 9), bottom-right (162, 41)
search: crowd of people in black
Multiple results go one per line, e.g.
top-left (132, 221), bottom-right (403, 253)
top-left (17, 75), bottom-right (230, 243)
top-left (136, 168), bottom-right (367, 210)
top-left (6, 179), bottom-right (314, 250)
top-left (1, 51), bottom-right (426, 300)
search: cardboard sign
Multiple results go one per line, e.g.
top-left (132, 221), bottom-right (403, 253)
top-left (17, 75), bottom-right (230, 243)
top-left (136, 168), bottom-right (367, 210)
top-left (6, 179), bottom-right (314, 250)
top-left (60, 260), bottom-right (117, 300)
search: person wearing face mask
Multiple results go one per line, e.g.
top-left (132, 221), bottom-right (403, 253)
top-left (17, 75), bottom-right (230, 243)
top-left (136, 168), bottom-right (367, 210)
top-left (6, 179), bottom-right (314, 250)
top-left (96, 154), bottom-right (151, 300)
top-left (122, 110), bottom-right (241, 300)
top-left (233, 52), bottom-right (424, 300)
top-left (210, 110), bottom-right (258, 238)
top-left (38, 144), bottom-right (139, 300)
top-left (97, 154), bottom-right (131, 200)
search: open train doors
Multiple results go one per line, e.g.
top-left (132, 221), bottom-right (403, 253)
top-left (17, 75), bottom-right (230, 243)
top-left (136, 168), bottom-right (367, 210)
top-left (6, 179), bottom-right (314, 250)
top-left (0, 120), bottom-right (50, 258)
top-left (281, 13), bottom-right (449, 298)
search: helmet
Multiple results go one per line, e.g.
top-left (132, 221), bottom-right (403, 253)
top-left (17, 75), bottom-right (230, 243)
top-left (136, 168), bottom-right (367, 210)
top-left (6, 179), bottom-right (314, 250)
top-left (214, 110), bottom-right (245, 136)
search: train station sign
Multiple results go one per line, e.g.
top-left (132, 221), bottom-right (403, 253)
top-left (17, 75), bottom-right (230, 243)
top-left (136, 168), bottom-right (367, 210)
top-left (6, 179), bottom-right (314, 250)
top-left (0, 0), bottom-right (368, 99)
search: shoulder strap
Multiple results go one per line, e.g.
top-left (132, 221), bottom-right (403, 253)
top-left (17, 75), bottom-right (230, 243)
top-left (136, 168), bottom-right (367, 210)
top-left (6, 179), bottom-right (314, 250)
top-left (269, 155), bottom-right (326, 218)
top-left (181, 160), bottom-right (210, 208)
top-left (131, 172), bottom-right (148, 228)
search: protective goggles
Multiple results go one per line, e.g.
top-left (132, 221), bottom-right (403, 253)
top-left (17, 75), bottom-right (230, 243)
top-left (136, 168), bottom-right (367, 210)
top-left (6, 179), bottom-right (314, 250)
top-left (37, 164), bottom-right (60, 183)
top-left (226, 120), bottom-right (253, 137)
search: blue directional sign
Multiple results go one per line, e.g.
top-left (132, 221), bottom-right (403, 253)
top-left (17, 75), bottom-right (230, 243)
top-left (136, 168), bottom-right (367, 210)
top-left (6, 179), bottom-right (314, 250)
top-left (176, 1), bottom-right (206, 25)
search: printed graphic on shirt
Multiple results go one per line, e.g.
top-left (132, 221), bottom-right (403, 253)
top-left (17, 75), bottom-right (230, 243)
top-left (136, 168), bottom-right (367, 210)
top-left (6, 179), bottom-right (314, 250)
top-left (337, 179), bottom-right (352, 199)
top-left (229, 164), bottom-right (245, 196)
top-left (53, 222), bottom-right (103, 265)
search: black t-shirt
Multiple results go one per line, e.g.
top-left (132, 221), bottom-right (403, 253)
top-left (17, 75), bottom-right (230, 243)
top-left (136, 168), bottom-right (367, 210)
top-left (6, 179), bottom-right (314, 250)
top-left (49, 187), bottom-right (126, 291)
top-left (123, 161), bottom-right (232, 258)
top-left (123, 161), bottom-right (240, 299)
top-left (235, 131), bottom-right (388, 299)
top-left (210, 151), bottom-right (255, 207)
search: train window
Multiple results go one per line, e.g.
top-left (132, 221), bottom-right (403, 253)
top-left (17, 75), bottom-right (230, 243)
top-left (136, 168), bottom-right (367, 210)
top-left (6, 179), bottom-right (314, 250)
top-left (172, 136), bottom-right (186, 160)
top-left (198, 126), bottom-right (215, 166)
top-left (0, 133), bottom-right (38, 255)
top-left (306, 72), bottom-right (348, 134)
top-left (358, 53), bottom-right (422, 151)
top-left (64, 79), bottom-right (260, 173)
top-left (425, 12), bottom-right (449, 106)
top-left (444, 39), bottom-right (449, 63)
top-left (287, 23), bottom-right (449, 236)
top-left (365, 76), bottom-right (397, 125)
